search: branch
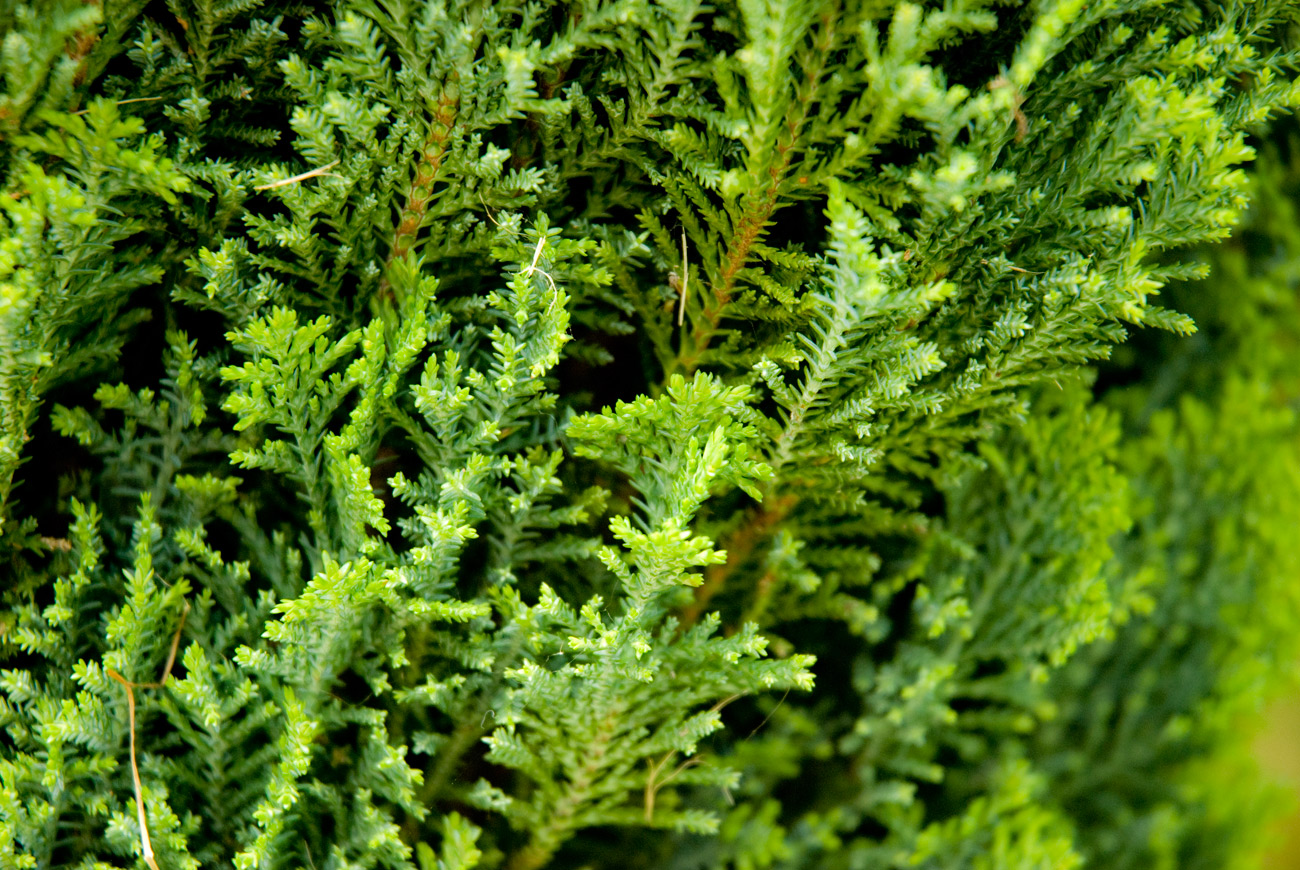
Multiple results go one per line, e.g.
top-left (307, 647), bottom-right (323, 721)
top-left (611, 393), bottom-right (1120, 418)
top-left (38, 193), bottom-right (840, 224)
top-left (105, 601), bottom-right (190, 870)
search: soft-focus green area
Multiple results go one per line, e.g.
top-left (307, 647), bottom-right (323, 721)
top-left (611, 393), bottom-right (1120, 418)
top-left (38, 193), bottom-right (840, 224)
top-left (1259, 699), bottom-right (1300, 868)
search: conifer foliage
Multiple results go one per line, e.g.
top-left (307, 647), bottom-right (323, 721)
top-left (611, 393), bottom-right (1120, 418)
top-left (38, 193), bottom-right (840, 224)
top-left (2, 0), bottom-right (1299, 867)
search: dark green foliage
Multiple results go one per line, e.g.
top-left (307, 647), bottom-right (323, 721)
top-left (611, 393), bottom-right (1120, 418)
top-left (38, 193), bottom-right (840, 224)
top-left (2, 0), bottom-right (1300, 868)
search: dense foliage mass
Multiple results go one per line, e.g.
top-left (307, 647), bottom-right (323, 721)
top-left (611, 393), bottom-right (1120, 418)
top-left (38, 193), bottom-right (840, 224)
top-left (3, 0), bottom-right (1300, 867)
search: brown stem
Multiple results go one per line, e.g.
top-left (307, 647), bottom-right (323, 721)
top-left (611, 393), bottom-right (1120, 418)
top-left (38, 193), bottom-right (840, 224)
top-left (377, 78), bottom-right (460, 304)
top-left (678, 495), bottom-right (797, 631)
top-left (675, 195), bottom-right (778, 376)
top-left (673, 9), bottom-right (841, 377)
top-left (105, 601), bottom-right (189, 870)
top-left (643, 694), bottom-right (740, 822)
top-left (67, 27), bottom-right (99, 87)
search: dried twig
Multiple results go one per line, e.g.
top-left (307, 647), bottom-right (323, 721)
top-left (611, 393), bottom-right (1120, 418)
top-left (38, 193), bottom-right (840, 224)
top-left (644, 752), bottom-right (701, 822)
top-left (253, 159), bottom-right (341, 191)
top-left (70, 96), bottom-right (164, 116)
top-left (978, 257), bottom-right (1041, 275)
top-left (479, 191), bottom-right (501, 227)
top-left (676, 229), bottom-right (689, 327)
top-left (106, 601), bottom-right (190, 870)
top-left (521, 234), bottom-right (557, 295)
top-left (643, 694), bottom-right (739, 822)
top-left (744, 687), bottom-right (790, 741)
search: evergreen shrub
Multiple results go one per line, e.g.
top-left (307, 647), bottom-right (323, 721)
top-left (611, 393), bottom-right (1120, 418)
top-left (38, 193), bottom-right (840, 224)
top-left (3, 0), bottom-right (1300, 867)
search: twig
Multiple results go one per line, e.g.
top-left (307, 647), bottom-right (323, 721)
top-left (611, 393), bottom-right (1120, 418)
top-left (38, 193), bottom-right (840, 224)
top-left (644, 753), bottom-right (701, 822)
top-left (479, 191), bottom-right (500, 227)
top-left (105, 601), bottom-right (190, 870)
top-left (524, 235), bottom-right (545, 271)
top-left (676, 229), bottom-right (689, 327)
top-left (744, 688), bottom-right (790, 741)
top-left (105, 671), bottom-right (156, 870)
top-left (521, 234), bottom-right (557, 295)
top-left (70, 96), bottom-right (164, 116)
top-left (979, 257), bottom-right (1041, 276)
top-left (253, 160), bottom-right (341, 191)
top-left (643, 694), bottom-right (740, 822)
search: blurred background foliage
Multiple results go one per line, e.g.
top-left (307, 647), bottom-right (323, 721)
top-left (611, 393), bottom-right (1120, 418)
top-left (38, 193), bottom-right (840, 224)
top-left (1258, 698), bottom-right (1300, 868)
top-left (1122, 113), bottom-right (1300, 870)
